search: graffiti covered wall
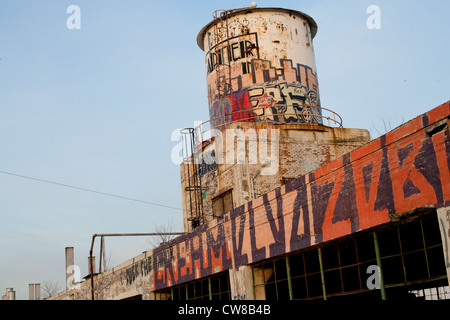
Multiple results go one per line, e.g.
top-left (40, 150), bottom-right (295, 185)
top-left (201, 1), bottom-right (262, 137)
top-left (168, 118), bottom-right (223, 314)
top-left (125, 101), bottom-right (450, 290)
top-left (200, 10), bottom-right (323, 129)
top-left (208, 60), bottom-right (322, 130)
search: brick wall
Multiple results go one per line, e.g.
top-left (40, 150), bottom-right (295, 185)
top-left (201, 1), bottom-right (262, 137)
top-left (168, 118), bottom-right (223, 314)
top-left (183, 123), bottom-right (370, 231)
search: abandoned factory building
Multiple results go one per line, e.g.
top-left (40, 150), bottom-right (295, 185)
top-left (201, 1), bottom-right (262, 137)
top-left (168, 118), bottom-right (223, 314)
top-left (51, 6), bottom-right (450, 301)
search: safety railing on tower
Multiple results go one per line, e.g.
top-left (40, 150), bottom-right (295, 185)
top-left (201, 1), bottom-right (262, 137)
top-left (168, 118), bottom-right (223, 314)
top-left (196, 104), bottom-right (343, 142)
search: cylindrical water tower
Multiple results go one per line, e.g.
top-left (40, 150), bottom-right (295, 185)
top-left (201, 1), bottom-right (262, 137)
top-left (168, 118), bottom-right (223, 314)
top-left (197, 5), bottom-right (330, 131)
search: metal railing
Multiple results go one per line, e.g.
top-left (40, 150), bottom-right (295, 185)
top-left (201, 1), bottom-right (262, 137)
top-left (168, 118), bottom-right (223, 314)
top-left (195, 104), bottom-right (343, 142)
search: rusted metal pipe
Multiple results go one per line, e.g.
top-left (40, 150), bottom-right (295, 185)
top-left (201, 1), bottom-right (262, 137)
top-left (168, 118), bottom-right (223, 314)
top-left (89, 232), bottom-right (185, 300)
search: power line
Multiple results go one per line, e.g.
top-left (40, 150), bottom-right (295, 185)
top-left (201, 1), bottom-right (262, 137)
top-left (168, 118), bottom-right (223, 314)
top-left (0, 170), bottom-right (182, 211)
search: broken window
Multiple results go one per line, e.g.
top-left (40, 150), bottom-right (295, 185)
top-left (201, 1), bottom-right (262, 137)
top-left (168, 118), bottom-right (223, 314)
top-left (253, 259), bottom-right (291, 300)
top-left (320, 235), bottom-right (377, 298)
top-left (292, 250), bottom-right (323, 299)
top-left (252, 213), bottom-right (447, 300)
top-left (378, 213), bottom-right (448, 299)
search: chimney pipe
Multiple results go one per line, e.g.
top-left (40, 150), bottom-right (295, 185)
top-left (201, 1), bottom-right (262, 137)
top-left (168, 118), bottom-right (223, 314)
top-left (65, 247), bottom-right (74, 290)
top-left (88, 255), bottom-right (96, 275)
top-left (29, 284), bottom-right (35, 300)
top-left (35, 283), bottom-right (40, 300)
top-left (6, 288), bottom-right (15, 300)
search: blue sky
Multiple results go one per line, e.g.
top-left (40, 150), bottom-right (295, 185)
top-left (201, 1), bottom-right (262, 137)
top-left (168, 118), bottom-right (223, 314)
top-left (0, 0), bottom-right (449, 299)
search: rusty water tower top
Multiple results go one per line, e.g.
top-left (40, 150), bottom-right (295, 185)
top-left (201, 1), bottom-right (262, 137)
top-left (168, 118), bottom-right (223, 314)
top-left (196, 5), bottom-right (342, 136)
top-left (197, 6), bottom-right (318, 50)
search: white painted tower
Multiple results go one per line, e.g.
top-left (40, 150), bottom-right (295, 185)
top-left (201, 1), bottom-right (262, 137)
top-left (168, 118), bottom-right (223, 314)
top-left (197, 6), bottom-right (326, 130)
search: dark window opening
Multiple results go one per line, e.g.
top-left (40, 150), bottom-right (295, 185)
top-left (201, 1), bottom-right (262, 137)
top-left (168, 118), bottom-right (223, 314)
top-left (321, 245), bottom-right (339, 270)
top-left (400, 220), bottom-right (423, 252)
top-left (324, 269), bottom-right (342, 295)
top-left (304, 250), bottom-right (320, 274)
top-left (356, 232), bottom-right (376, 262)
top-left (427, 246), bottom-right (447, 278)
top-left (339, 239), bottom-right (357, 266)
top-left (342, 266), bottom-right (361, 292)
top-left (306, 273), bottom-right (323, 298)
top-left (212, 189), bottom-right (233, 217)
top-left (252, 213), bottom-right (447, 300)
top-left (377, 227), bottom-right (401, 256)
top-left (379, 214), bottom-right (447, 287)
top-left (382, 256), bottom-right (405, 285)
top-left (154, 271), bottom-right (231, 300)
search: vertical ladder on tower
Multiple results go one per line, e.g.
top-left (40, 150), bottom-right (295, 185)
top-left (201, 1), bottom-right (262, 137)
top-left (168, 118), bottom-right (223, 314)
top-left (181, 128), bottom-right (204, 230)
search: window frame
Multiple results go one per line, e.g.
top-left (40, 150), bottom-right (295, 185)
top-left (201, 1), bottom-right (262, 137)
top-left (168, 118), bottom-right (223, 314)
top-left (212, 189), bottom-right (233, 217)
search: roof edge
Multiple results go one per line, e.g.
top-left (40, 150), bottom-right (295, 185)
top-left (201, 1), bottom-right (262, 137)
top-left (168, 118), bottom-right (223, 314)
top-left (196, 7), bottom-right (318, 51)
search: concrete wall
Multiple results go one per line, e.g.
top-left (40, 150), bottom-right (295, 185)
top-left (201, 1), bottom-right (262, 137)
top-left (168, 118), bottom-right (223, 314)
top-left (50, 251), bottom-right (155, 300)
top-left (438, 207), bottom-right (450, 283)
